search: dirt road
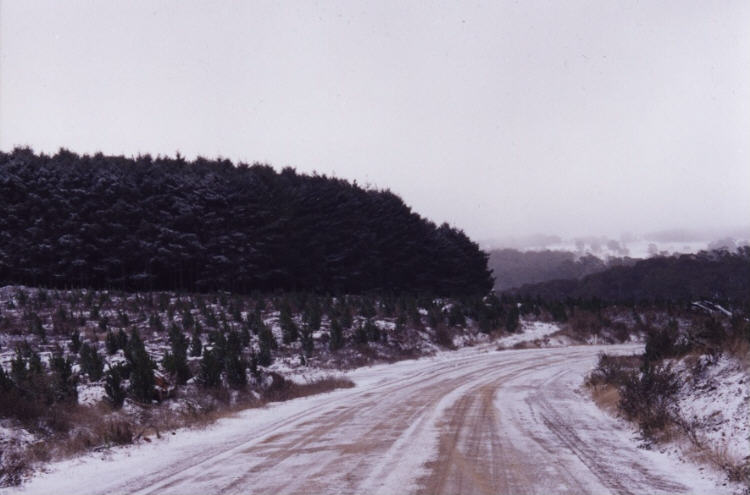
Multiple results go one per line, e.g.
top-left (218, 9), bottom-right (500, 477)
top-left (9, 344), bottom-right (727, 494)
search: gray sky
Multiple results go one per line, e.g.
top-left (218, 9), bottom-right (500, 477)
top-left (1, 0), bottom-right (748, 242)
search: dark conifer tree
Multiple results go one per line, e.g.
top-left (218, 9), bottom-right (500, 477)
top-left (116, 328), bottom-right (129, 350)
top-left (28, 350), bottom-right (44, 376)
top-left (209, 331), bottom-right (227, 363)
top-left (79, 342), bottom-right (104, 381)
top-left (224, 331), bottom-right (247, 388)
top-left (189, 330), bottom-right (203, 357)
top-left (280, 303), bottom-right (298, 344)
top-left (339, 302), bottom-right (353, 329)
top-left (365, 320), bottom-right (380, 342)
top-left (50, 348), bottom-right (78, 402)
top-left (105, 330), bottom-right (118, 355)
top-left (105, 364), bottom-right (126, 408)
top-left (240, 325), bottom-right (251, 348)
top-left (163, 325), bottom-right (191, 385)
top-left (300, 324), bottom-right (314, 357)
top-left (304, 300), bottom-right (322, 331)
top-left (0, 365), bottom-right (12, 393)
top-left (329, 318), bottom-right (343, 351)
top-left (354, 323), bottom-right (369, 345)
top-left (505, 305), bottom-right (520, 333)
top-left (28, 312), bottom-right (45, 341)
top-left (10, 350), bottom-right (27, 384)
top-left (198, 349), bottom-right (223, 388)
top-left (448, 303), bottom-right (466, 327)
top-left (126, 329), bottom-right (156, 402)
top-left (257, 324), bottom-right (275, 366)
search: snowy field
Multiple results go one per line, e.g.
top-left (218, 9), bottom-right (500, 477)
top-left (495, 320), bottom-right (561, 348)
top-left (3, 343), bottom-right (740, 495)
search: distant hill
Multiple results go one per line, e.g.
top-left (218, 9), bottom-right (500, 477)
top-left (488, 248), bottom-right (634, 291)
top-left (0, 148), bottom-right (492, 295)
top-left (509, 249), bottom-right (750, 303)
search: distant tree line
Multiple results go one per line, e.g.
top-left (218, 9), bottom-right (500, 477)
top-left (509, 249), bottom-right (750, 304)
top-left (0, 148), bottom-right (492, 295)
top-left (488, 248), bottom-right (636, 291)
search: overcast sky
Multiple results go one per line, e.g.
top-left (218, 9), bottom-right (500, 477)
top-left (1, 0), bottom-right (748, 242)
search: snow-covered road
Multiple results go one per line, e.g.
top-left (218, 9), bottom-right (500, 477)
top-left (7, 344), bottom-right (729, 495)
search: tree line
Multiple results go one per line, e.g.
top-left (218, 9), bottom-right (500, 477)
top-left (0, 148), bottom-right (492, 295)
top-left (509, 248), bottom-right (750, 304)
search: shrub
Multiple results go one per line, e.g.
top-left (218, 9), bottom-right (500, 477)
top-left (0, 448), bottom-right (29, 486)
top-left (434, 325), bottom-right (454, 349)
top-left (587, 353), bottom-right (630, 387)
top-left (103, 420), bottom-right (133, 445)
top-left (619, 361), bottom-right (679, 438)
top-left (566, 311), bottom-right (602, 337)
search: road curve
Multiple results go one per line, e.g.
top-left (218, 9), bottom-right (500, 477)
top-left (9, 344), bottom-right (726, 495)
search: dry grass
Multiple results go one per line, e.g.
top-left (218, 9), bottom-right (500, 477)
top-left (725, 336), bottom-right (750, 370)
top-left (680, 434), bottom-right (750, 486)
top-left (586, 348), bottom-right (750, 489)
top-left (433, 325), bottom-right (456, 350)
top-left (589, 384), bottom-right (621, 415)
top-left (264, 374), bottom-right (355, 402)
top-left (565, 312), bottom-right (604, 338)
top-left (550, 325), bottom-right (588, 344)
top-left (1, 376), bottom-right (356, 487)
top-left (509, 341), bottom-right (537, 350)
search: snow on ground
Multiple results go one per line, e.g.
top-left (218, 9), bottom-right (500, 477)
top-left (496, 348), bottom-right (736, 495)
top-left (3, 344), bottom-right (739, 495)
top-left (0, 426), bottom-right (34, 450)
top-left (496, 320), bottom-right (561, 348)
top-left (673, 353), bottom-right (750, 467)
top-left (266, 357), bottom-right (346, 385)
top-left (450, 329), bottom-right (490, 348)
top-left (76, 383), bottom-right (107, 406)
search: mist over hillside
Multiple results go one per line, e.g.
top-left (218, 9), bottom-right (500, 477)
top-left (486, 228), bottom-right (750, 292)
top-left (482, 227), bottom-right (750, 259)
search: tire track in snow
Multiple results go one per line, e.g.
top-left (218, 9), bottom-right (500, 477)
top-left (8, 344), bottom-right (730, 495)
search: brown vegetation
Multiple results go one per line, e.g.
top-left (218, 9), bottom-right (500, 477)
top-left (0, 376), bottom-right (354, 486)
top-left (585, 311), bottom-right (750, 487)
